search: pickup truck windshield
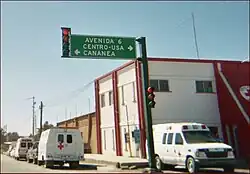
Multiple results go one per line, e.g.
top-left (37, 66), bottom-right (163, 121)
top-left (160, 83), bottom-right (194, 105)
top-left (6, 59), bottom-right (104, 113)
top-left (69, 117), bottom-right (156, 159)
top-left (183, 131), bottom-right (218, 144)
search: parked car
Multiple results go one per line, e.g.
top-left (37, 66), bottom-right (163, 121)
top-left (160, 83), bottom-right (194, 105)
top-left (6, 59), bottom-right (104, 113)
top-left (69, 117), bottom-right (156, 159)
top-left (10, 148), bottom-right (16, 158)
top-left (26, 141), bottom-right (39, 164)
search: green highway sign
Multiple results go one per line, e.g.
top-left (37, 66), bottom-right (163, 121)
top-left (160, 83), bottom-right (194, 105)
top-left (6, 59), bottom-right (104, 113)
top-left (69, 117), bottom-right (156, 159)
top-left (70, 35), bottom-right (137, 59)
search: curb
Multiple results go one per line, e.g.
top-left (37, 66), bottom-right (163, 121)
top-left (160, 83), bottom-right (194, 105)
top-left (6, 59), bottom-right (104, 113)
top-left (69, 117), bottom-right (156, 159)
top-left (83, 158), bottom-right (148, 169)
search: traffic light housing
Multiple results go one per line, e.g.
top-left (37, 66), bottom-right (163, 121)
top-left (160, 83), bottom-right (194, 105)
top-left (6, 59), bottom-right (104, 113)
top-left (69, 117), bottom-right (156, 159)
top-left (61, 27), bottom-right (71, 57)
top-left (147, 86), bottom-right (156, 108)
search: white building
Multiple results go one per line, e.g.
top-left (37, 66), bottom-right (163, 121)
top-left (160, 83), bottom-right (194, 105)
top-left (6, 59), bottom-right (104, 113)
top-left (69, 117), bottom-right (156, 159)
top-left (94, 57), bottom-right (250, 159)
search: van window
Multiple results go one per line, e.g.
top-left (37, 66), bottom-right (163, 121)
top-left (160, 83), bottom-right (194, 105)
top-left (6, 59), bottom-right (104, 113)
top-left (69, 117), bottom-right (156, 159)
top-left (21, 142), bottom-right (26, 148)
top-left (167, 133), bottom-right (173, 144)
top-left (183, 131), bottom-right (217, 144)
top-left (162, 133), bottom-right (167, 144)
top-left (67, 135), bottom-right (72, 144)
top-left (58, 134), bottom-right (64, 143)
top-left (175, 133), bottom-right (183, 145)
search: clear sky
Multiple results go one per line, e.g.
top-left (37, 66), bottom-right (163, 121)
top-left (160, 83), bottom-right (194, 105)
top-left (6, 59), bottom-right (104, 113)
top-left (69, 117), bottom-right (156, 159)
top-left (1, 1), bottom-right (249, 136)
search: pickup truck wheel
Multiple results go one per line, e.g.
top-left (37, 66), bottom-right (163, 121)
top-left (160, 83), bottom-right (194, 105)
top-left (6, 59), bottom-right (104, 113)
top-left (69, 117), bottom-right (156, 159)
top-left (186, 157), bottom-right (199, 174)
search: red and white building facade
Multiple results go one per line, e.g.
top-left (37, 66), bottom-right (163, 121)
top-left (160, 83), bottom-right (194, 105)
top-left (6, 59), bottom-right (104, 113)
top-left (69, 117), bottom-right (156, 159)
top-left (94, 58), bottom-right (250, 160)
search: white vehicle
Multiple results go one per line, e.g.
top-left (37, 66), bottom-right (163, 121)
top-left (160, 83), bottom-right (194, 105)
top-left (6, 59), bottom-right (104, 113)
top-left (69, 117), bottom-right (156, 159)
top-left (37, 127), bottom-right (84, 168)
top-left (10, 147), bottom-right (16, 158)
top-left (14, 138), bottom-right (33, 160)
top-left (150, 123), bottom-right (236, 173)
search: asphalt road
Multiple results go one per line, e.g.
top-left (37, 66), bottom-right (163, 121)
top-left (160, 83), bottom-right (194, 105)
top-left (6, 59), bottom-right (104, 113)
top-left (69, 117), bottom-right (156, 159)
top-left (1, 154), bottom-right (249, 173)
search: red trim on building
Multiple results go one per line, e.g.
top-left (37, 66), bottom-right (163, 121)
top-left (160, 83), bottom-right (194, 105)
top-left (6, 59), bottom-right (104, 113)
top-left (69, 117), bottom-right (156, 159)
top-left (94, 80), bottom-right (102, 154)
top-left (213, 62), bottom-right (250, 159)
top-left (147, 57), bottom-right (243, 64)
top-left (96, 61), bottom-right (135, 81)
top-left (135, 61), bottom-right (146, 158)
top-left (112, 72), bottom-right (122, 156)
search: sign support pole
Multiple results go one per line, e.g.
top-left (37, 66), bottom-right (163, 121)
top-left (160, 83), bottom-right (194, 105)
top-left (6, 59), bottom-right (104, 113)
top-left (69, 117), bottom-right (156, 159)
top-left (136, 37), bottom-right (156, 171)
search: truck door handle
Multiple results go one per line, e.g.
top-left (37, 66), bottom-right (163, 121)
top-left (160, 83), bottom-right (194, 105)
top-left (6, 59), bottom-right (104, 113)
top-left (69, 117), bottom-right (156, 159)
top-left (174, 150), bottom-right (176, 153)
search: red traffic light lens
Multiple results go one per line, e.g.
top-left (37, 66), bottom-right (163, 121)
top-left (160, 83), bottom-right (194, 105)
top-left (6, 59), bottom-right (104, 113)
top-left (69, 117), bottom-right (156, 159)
top-left (63, 29), bottom-right (69, 35)
top-left (147, 87), bottom-right (155, 93)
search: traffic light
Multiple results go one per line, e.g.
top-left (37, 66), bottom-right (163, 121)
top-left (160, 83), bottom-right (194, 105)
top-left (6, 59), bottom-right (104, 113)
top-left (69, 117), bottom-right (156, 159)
top-left (61, 27), bottom-right (71, 57)
top-left (147, 87), bottom-right (156, 108)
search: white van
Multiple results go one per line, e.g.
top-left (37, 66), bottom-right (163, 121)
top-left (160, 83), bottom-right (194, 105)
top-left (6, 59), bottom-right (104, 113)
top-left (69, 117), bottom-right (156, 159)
top-left (37, 127), bottom-right (84, 168)
top-left (14, 138), bottom-right (33, 160)
top-left (149, 123), bottom-right (236, 173)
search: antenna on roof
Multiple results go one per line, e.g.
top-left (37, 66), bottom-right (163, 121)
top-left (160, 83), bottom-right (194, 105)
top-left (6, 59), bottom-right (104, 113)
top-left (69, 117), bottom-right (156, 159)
top-left (192, 12), bottom-right (200, 59)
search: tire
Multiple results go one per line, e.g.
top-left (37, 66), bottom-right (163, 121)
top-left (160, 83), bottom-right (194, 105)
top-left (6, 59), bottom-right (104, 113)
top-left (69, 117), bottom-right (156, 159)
top-left (16, 157), bottom-right (19, 161)
top-left (33, 158), bottom-right (38, 164)
top-left (69, 161), bottom-right (79, 169)
top-left (45, 161), bottom-right (53, 168)
top-left (37, 160), bottom-right (42, 166)
top-left (224, 166), bottom-right (234, 172)
top-left (186, 157), bottom-right (199, 174)
top-left (155, 156), bottom-right (164, 171)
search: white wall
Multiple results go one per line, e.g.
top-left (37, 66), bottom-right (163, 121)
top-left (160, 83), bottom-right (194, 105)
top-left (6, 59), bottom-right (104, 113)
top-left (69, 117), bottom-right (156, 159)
top-left (148, 61), bottom-right (222, 137)
top-left (117, 64), bottom-right (141, 157)
top-left (99, 75), bottom-right (116, 155)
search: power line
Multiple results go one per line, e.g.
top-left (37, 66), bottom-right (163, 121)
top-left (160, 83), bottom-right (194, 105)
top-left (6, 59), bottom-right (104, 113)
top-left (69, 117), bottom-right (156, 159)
top-left (44, 80), bottom-right (94, 108)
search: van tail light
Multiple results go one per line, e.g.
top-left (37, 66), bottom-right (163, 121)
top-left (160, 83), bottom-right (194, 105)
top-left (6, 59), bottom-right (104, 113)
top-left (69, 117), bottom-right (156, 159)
top-left (201, 125), bottom-right (206, 129)
top-left (182, 125), bottom-right (188, 130)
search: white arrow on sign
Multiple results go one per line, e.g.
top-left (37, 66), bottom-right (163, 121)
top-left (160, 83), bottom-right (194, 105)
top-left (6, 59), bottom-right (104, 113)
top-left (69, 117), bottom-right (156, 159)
top-left (74, 49), bottom-right (80, 55)
top-left (128, 45), bottom-right (133, 51)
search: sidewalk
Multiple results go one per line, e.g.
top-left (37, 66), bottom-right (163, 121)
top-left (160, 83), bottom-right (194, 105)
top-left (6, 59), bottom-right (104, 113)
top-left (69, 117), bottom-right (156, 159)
top-left (84, 154), bottom-right (148, 168)
top-left (83, 154), bottom-right (249, 170)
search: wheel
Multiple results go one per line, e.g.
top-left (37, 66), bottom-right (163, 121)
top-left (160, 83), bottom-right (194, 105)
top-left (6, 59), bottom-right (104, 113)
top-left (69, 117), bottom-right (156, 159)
top-left (224, 166), bottom-right (234, 172)
top-left (186, 157), bottom-right (199, 173)
top-left (33, 158), bottom-right (37, 164)
top-left (69, 161), bottom-right (79, 169)
top-left (45, 161), bottom-right (53, 168)
top-left (59, 162), bottom-right (64, 168)
top-left (37, 160), bottom-right (43, 166)
top-left (16, 157), bottom-right (19, 161)
top-left (155, 156), bottom-right (164, 171)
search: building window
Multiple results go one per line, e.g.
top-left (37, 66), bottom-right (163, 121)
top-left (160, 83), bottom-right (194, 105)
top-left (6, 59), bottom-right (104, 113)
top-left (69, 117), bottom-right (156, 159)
top-left (112, 129), bottom-right (115, 151)
top-left (195, 81), bottom-right (213, 93)
top-left (132, 82), bottom-right (136, 102)
top-left (108, 91), bottom-right (113, 106)
top-left (103, 130), bottom-right (106, 150)
top-left (159, 80), bottom-right (170, 92)
top-left (121, 86), bottom-right (125, 105)
top-left (149, 80), bottom-right (159, 92)
top-left (100, 93), bottom-right (105, 108)
top-left (150, 79), bottom-right (170, 92)
top-left (124, 128), bottom-right (127, 151)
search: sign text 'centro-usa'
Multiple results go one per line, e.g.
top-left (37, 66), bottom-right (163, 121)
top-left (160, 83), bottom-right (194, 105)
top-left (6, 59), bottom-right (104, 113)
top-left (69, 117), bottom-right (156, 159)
top-left (70, 35), bottom-right (137, 59)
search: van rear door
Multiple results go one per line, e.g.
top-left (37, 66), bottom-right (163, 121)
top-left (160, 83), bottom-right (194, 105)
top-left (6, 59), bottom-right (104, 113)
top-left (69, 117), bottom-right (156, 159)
top-left (63, 133), bottom-right (77, 159)
top-left (56, 133), bottom-right (65, 158)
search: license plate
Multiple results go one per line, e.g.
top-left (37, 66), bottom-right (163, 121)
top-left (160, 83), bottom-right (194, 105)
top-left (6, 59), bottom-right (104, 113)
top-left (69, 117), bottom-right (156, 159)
top-left (209, 148), bottom-right (224, 152)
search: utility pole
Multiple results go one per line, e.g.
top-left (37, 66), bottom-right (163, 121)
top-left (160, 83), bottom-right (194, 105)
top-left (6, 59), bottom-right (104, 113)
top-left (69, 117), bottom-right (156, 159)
top-left (32, 96), bottom-right (36, 136)
top-left (27, 96), bottom-right (36, 136)
top-left (136, 37), bottom-right (156, 171)
top-left (192, 12), bottom-right (200, 59)
top-left (39, 101), bottom-right (44, 138)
